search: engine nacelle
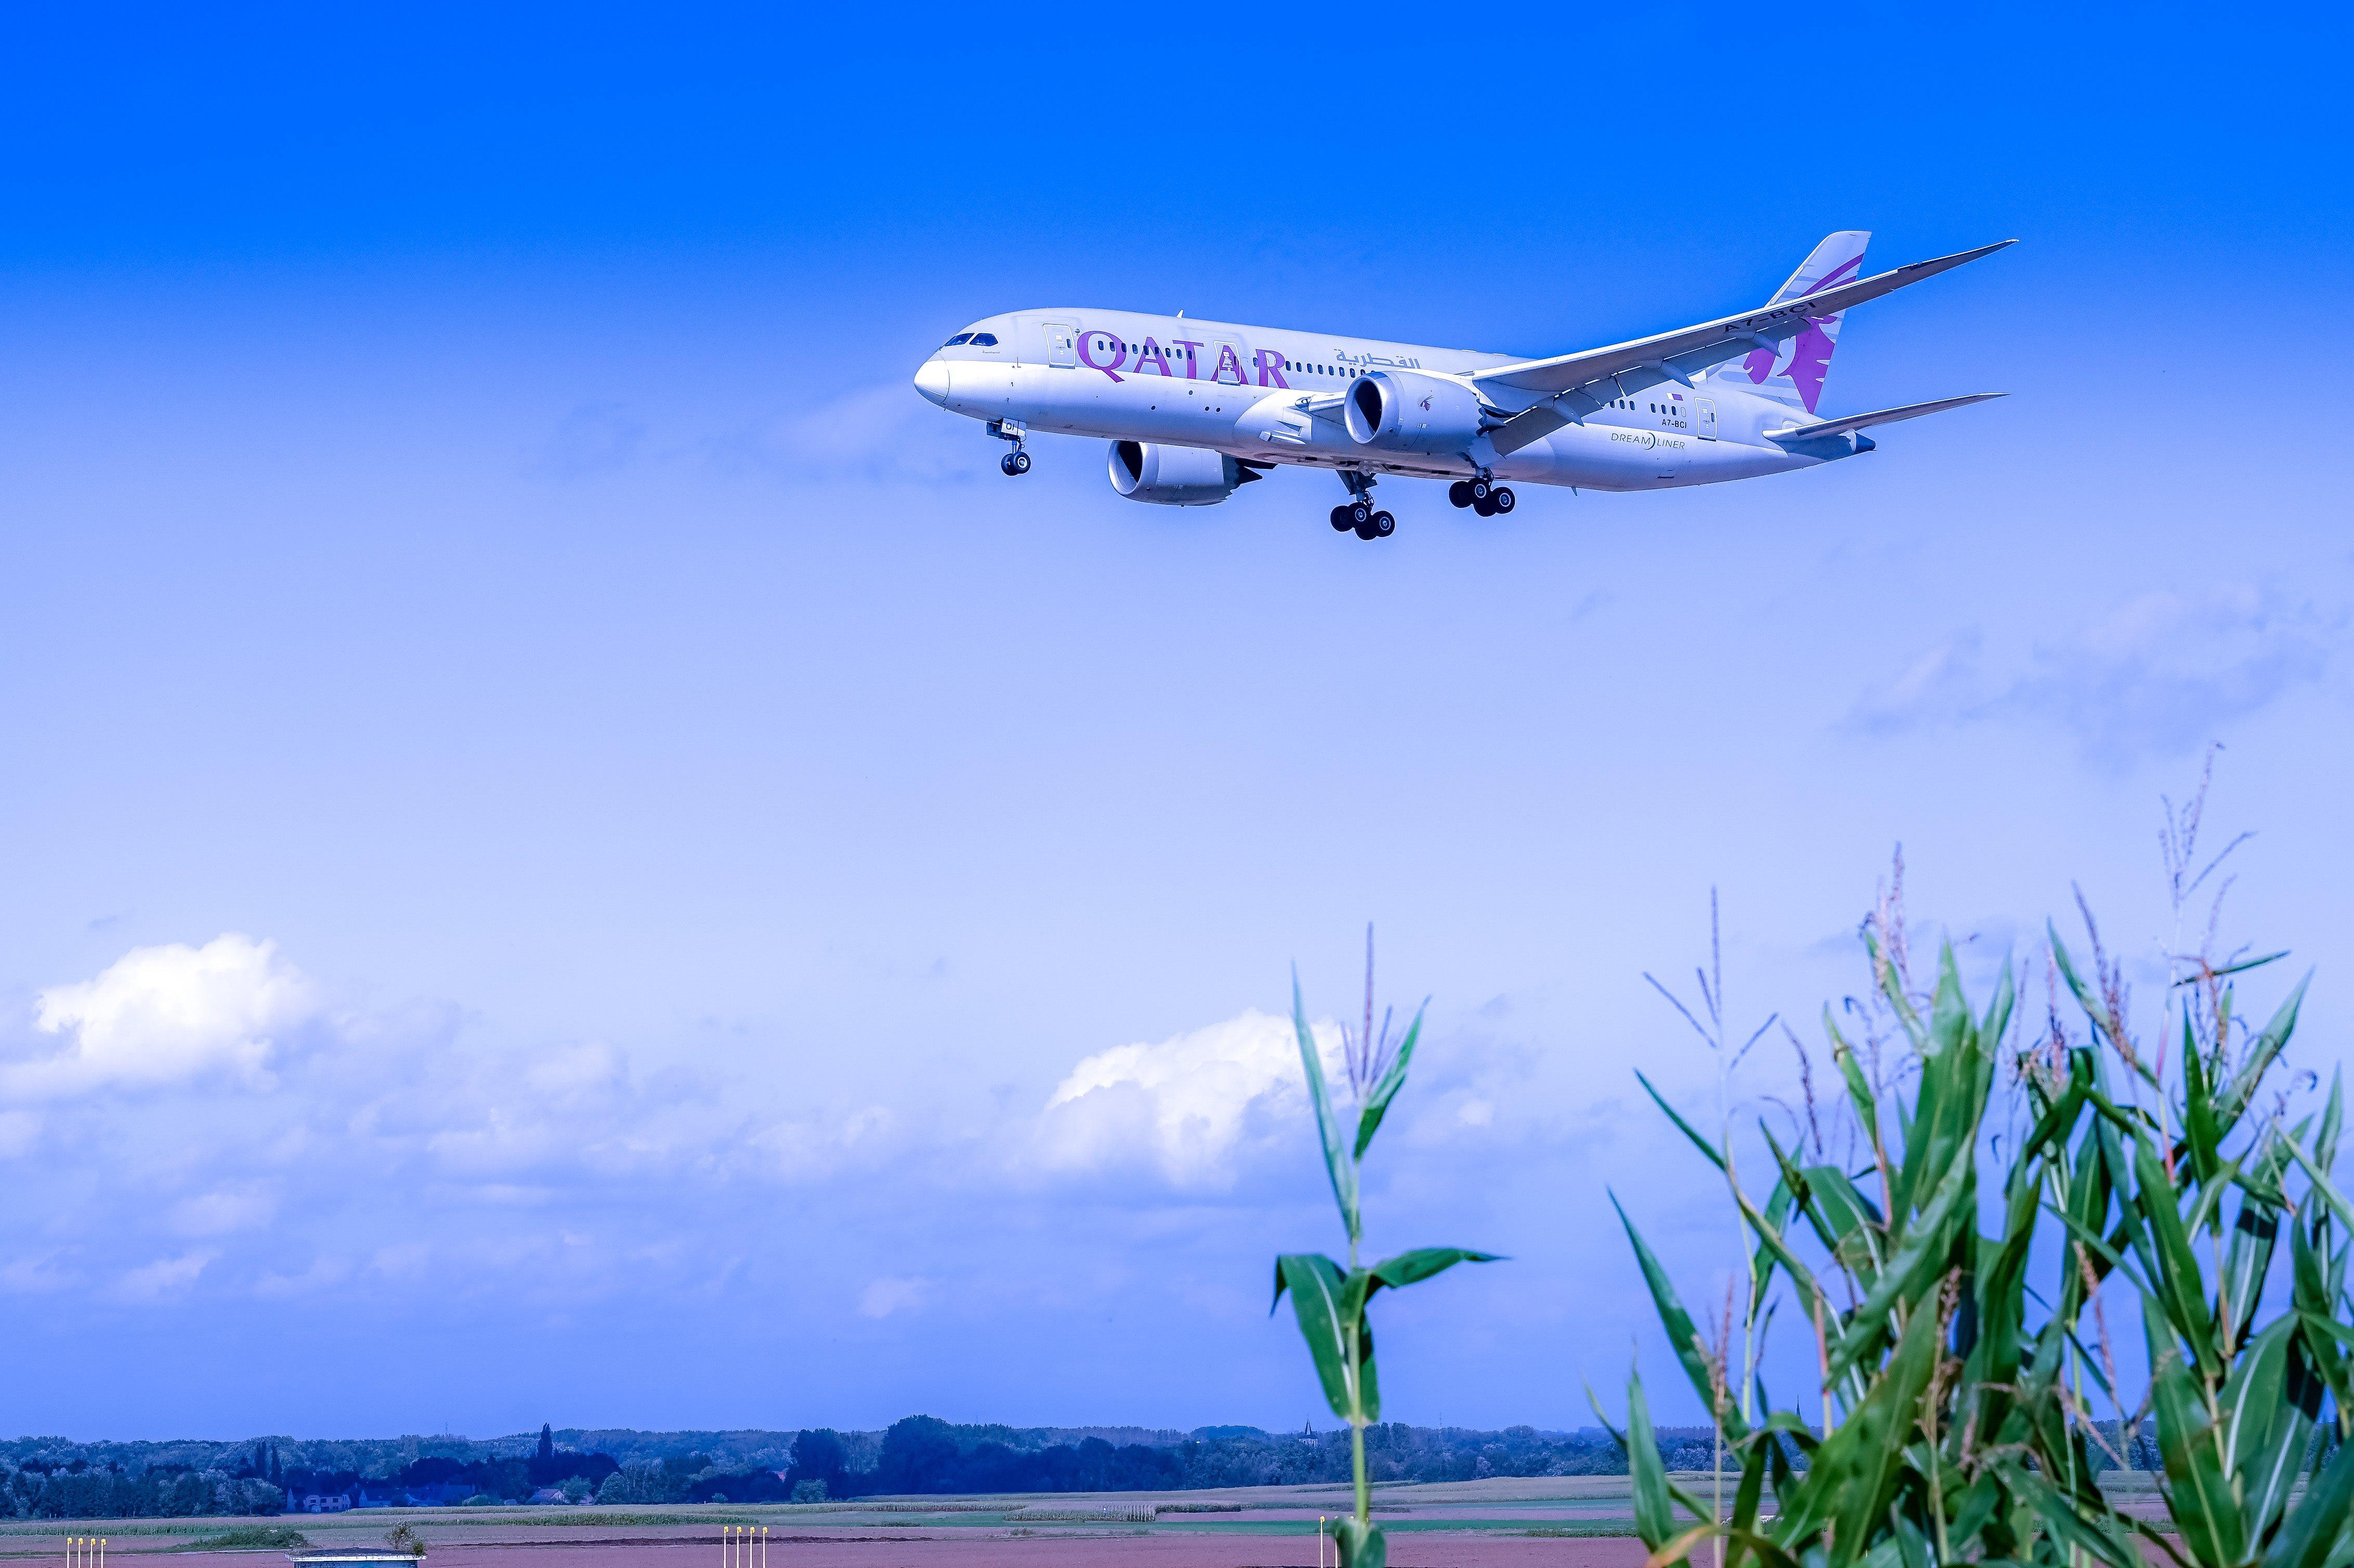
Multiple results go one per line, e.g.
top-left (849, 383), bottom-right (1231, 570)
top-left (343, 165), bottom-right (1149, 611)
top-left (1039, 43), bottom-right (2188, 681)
top-left (1108, 441), bottom-right (1247, 505)
top-left (1343, 370), bottom-right (1485, 454)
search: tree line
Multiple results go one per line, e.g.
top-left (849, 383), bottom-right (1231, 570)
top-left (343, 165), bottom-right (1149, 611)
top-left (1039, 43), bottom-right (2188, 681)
top-left (0, 1415), bottom-right (2167, 1516)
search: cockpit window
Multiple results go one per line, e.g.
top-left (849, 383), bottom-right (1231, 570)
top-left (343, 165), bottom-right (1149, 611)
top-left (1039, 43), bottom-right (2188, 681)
top-left (944, 333), bottom-right (974, 346)
top-left (969, 332), bottom-right (999, 346)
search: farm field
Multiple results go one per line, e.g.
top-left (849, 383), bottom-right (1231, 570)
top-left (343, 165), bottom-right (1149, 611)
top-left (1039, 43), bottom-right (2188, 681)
top-left (0, 1472), bottom-right (2184, 1568)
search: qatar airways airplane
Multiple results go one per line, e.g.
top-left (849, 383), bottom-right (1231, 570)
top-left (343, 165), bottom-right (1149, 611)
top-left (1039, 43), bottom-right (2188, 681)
top-left (910, 232), bottom-right (2010, 539)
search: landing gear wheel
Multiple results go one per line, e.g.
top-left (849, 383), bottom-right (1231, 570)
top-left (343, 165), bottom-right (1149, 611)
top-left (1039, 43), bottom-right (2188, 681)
top-left (1472, 493), bottom-right (1498, 517)
top-left (1489, 486), bottom-right (1515, 514)
top-left (1330, 505), bottom-right (1354, 531)
top-left (1354, 521), bottom-right (1379, 541)
top-left (1349, 501), bottom-right (1371, 528)
top-left (1448, 481), bottom-right (1473, 508)
top-left (1370, 510), bottom-right (1395, 538)
top-left (1468, 478), bottom-right (1492, 502)
top-left (1001, 450), bottom-right (1030, 476)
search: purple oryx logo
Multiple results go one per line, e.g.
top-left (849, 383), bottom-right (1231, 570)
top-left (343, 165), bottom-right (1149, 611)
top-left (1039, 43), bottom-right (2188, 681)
top-left (1740, 252), bottom-right (1864, 413)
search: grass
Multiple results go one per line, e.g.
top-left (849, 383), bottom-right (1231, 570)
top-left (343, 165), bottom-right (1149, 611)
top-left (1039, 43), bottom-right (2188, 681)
top-left (167, 1527), bottom-right (313, 1552)
top-left (1523, 1525), bottom-right (1643, 1537)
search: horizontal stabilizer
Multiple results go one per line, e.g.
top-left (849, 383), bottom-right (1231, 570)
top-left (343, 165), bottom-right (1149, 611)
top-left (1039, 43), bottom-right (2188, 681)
top-left (1764, 392), bottom-right (2005, 443)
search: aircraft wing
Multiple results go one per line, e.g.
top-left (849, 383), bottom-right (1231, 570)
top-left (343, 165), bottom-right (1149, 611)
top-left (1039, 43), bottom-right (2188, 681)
top-left (1477, 240), bottom-right (2013, 455)
top-left (1764, 392), bottom-right (2006, 443)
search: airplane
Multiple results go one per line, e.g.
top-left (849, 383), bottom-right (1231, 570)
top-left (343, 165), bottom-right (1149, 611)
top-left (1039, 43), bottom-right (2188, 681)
top-left (910, 232), bottom-right (2012, 540)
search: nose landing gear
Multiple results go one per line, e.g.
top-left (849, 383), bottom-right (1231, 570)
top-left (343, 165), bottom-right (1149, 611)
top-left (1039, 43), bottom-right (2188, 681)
top-left (988, 418), bottom-right (1030, 476)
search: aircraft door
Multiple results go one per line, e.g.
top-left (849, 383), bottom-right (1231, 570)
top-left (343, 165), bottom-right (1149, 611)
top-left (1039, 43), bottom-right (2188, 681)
top-left (1204, 333), bottom-right (1251, 387)
top-left (1043, 321), bottom-right (1078, 368)
top-left (1695, 397), bottom-right (1717, 439)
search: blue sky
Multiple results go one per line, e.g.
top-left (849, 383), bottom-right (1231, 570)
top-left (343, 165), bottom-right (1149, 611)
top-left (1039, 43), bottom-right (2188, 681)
top-left (2, 2), bottom-right (2349, 1441)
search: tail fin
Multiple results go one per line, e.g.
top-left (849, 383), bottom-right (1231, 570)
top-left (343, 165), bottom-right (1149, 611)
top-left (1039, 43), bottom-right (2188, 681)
top-left (1731, 230), bottom-right (1869, 414)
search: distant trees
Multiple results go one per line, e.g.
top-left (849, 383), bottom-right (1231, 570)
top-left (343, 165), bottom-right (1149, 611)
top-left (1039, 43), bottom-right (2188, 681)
top-left (0, 1413), bottom-right (2162, 1519)
top-left (0, 1465), bottom-right (284, 1520)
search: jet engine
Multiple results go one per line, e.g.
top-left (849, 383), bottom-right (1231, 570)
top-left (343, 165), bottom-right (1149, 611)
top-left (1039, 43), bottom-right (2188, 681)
top-left (1343, 370), bottom-right (1485, 454)
top-left (1108, 440), bottom-right (1259, 505)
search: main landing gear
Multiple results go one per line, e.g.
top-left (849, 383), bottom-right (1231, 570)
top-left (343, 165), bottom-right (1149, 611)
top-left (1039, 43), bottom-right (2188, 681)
top-left (1329, 472), bottom-right (1393, 541)
top-left (1448, 477), bottom-right (1515, 516)
top-left (988, 418), bottom-right (1030, 476)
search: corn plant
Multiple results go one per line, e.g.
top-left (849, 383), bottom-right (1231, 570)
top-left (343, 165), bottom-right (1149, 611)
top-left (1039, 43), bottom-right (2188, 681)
top-left (1608, 870), bottom-right (2354, 1568)
top-left (1274, 934), bottom-right (1499, 1568)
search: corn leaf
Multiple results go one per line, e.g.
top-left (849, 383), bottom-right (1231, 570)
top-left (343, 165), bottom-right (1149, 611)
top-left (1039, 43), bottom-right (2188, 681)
top-left (1352, 1003), bottom-right (1422, 1159)
top-left (1271, 1253), bottom-right (1359, 1422)
top-left (1645, 1526), bottom-right (1717, 1568)
top-left (2283, 1135), bottom-right (2354, 1232)
top-left (2004, 1464), bottom-right (2140, 1568)
top-left (1291, 974), bottom-right (1359, 1240)
top-left (1750, 1173), bottom-right (1795, 1316)
top-left (2170, 950), bottom-right (2288, 985)
top-left (2136, 1133), bottom-right (2221, 1376)
top-left (2213, 971), bottom-right (2311, 1134)
top-left (1623, 1362), bottom-right (1679, 1553)
top-left (1865, 926), bottom-right (1928, 1051)
top-left (2318, 1067), bottom-right (2344, 1176)
top-left (1332, 1515), bottom-right (1385, 1568)
top-left (2182, 1013), bottom-right (2224, 1195)
top-left (1979, 955), bottom-right (2017, 1059)
top-left (1636, 1069), bottom-right (1728, 1173)
top-left (1803, 1164), bottom-right (1887, 1285)
top-left (1612, 1191), bottom-right (1746, 1441)
top-left (1826, 1154), bottom-right (1972, 1384)
top-left (1366, 1246), bottom-right (1502, 1298)
top-left (1824, 1008), bottom-right (1882, 1159)
top-left (1724, 1532), bottom-right (1804, 1568)
top-left (2224, 1315), bottom-right (2323, 1543)
top-left (2257, 1418), bottom-right (2354, 1568)
top-left (1781, 1287), bottom-right (1943, 1568)
top-left (2143, 1300), bottom-right (2245, 1568)
top-left (1722, 1442), bottom-right (1768, 1568)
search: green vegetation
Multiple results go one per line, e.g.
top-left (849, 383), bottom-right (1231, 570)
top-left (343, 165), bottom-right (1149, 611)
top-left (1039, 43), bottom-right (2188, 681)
top-left (165, 1526), bottom-right (310, 1551)
top-left (1610, 824), bottom-right (2354, 1568)
top-left (1273, 932), bottom-right (1501, 1568)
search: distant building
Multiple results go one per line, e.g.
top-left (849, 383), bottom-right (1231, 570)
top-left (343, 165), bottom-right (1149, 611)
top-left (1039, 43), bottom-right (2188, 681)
top-left (530, 1487), bottom-right (568, 1505)
top-left (290, 1489), bottom-right (355, 1513)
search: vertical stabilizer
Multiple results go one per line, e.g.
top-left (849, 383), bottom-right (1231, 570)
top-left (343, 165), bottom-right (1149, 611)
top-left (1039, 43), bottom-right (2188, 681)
top-left (1731, 230), bottom-right (1869, 413)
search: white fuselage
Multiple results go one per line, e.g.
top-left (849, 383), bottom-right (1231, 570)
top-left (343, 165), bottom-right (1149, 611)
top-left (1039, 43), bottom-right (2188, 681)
top-left (913, 307), bottom-right (1855, 494)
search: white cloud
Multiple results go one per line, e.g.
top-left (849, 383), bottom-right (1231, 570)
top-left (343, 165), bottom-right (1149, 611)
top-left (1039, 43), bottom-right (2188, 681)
top-left (726, 382), bottom-right (977, 484)
top-left (1846, 586), bottom-right (2337, 764)
top-left (0, 1253), bottom-right (80, 1295)
top-left (534, 401), bottom-right (646, 480)
top-left (12, 934), bottom-right (317, 1101)
top-left (859, 1275), bottom-right (930, 1318)
top-left (1845, 629), bottom-right (1985, 735)
top-left (254, 1256), bottom-right (351, 1299)
top-left (2005, 586), bottom-right (2332, 765)
top-left (107, 1249), bottom-right (217, 1303)
top-left (1035, 1009), bottom-right (1336, 1190)
top-left (169, 1184), bottom-right (279, 1237)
